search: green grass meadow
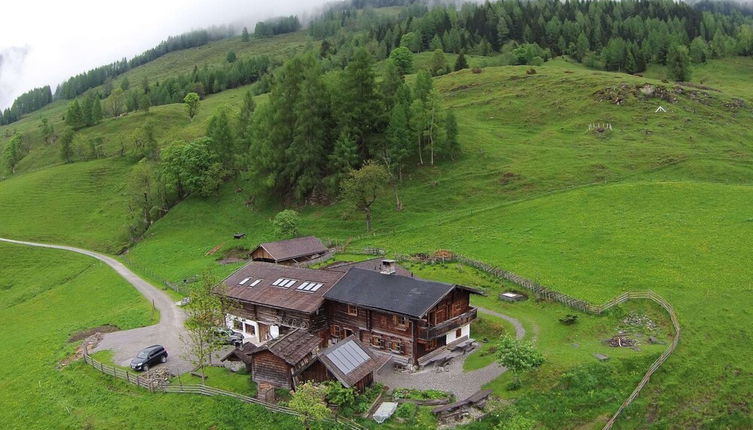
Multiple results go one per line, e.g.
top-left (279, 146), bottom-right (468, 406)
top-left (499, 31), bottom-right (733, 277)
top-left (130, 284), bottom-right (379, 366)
top-left (1, 50), bottom-right (753, 428)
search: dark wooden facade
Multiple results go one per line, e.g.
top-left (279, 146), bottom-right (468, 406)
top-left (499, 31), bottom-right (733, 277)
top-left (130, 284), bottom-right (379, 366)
top-left (326, 288), bottom-right (476, 364)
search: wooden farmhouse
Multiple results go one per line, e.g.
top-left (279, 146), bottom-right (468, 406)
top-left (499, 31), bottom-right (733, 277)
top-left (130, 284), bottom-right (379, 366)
top-left (219, 257), bottom-right (480, 390)
top-left (222, 262), bottom-right (344, 344)
top-left (323, 266), bottom-right (481, 367)
top-left (250, 236), bottom-right (328, 265)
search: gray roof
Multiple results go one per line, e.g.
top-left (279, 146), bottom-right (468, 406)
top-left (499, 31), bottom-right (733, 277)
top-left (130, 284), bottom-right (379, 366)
top-left (317, 335), bottom-right (389, 388)
top-left (325, 268), bottom-right (457, 318)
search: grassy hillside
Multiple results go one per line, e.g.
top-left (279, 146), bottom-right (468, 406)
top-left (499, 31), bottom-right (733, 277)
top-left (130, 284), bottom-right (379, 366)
top-left (0, 243), bottom-right (302, 429)
top-left (1, 55), bottom-right (753, 428)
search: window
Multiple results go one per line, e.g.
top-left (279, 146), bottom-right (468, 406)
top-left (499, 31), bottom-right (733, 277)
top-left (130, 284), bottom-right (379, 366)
top-left (244, 323), bottom-right (256, 336)
top-left (434, 307), bottom-right (447, 324)
top-left (233, 319), bottom-right (243, 331)
top-left (455, 328), bottom-right (462, 338)
top-left (389, 339), bottom-right (403, 353)
top-left (330, 325), bottom-right (342, 338)
top-left (343, 328), bottom-right (354, 338)
top-left (346, 304), bottom-right (358, 316)
top-left (393, 315), bottom-right (409, 330)
top-left (427, 339), bottom-right (437, 350)
top-left (371, 335), bottom-right (384, 348)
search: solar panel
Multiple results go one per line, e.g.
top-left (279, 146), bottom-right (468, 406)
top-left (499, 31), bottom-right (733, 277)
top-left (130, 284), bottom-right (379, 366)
top-left (250, 279), bottom-right (261, 287)
top-left (272, 278), bottom-right (285, 286)
top-left (297, 282), bottom-right (310, 290)
top-left (327, 340), bottom-right (369, 375)
top-left (239, 277), bottom-right (250, 285)
top-left (310, 283), bottom-right (323, 292)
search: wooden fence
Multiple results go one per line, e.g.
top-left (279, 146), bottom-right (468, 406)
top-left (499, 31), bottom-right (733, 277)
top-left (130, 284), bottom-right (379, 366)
top-left (81, 346), bottom-right (364, 430)
top-left (362, 248), bottom-right (680, 429)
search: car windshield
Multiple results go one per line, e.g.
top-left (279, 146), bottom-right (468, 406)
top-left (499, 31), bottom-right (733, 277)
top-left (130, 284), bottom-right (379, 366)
top-left (136, 351), bottom-right (149, 359)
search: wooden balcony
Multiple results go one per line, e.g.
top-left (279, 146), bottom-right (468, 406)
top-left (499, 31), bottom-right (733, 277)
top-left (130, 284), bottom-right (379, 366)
top-left (418, 307), bottom-right (477, 340)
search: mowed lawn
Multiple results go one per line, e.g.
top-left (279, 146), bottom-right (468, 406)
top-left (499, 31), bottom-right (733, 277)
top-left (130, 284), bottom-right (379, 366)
top-left (0, 243), bottom-right (300, 429)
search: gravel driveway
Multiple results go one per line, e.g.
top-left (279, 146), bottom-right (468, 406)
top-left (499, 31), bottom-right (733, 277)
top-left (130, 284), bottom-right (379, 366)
top-left (0, 238), bottom-right (191, 374)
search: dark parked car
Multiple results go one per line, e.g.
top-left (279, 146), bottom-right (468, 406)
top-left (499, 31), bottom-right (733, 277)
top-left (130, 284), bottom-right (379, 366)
top-left (130, 345), bottom-right (168, 371)
top-left (214, 327), bottom-right (244, 347)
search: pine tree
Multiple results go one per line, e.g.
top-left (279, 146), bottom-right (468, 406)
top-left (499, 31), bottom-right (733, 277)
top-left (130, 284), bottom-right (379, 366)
top-left (81, 96), bottom-right (94, 126)
top-left (238, 90), bottom-right (256, 141)
top-left (241, 27), bottom-right (250, 42)
top-left (380, 61), bottom-right (404, 110)
top-left (326, 130), bottom-right (358, 195)
top-left (429, 50), bottom-right (449, 76)
top-left (338, 48), bottom-right (379, 158)
top-left (454, 52), bottom-right (469, 71)
top-left (65, 100), bottom-right (84, 129)
top-left (206, 109), bottom-right (236, 172)
top-left (445, 110), bottom-right (459, 160)
top-left (667, 44), bottom-right (691, 81)
top-left (91, 97), bottom-right (103, 124)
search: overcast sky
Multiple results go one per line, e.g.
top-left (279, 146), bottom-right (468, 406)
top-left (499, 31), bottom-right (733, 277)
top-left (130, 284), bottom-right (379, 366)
top-left (0, 0), bottom-right (333, 109)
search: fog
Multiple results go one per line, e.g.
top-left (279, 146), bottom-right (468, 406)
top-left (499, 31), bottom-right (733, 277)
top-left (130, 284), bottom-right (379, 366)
top-left (0, 0), bottom-right (335, 109)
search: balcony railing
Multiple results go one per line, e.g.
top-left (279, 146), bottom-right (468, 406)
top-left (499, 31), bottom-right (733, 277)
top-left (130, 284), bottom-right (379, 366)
top-left (418, 307), bottom-right (477, 340)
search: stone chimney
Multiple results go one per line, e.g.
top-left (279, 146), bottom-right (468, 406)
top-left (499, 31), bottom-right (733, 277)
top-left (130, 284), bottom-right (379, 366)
top-left (380, 259), bottom-right (396, 275)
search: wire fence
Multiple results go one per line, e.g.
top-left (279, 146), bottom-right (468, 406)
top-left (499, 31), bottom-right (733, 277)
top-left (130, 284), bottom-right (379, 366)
top-left (357, 248), bottom-right (680, 429)
top-left (81, 345), bottom-right (364, 430)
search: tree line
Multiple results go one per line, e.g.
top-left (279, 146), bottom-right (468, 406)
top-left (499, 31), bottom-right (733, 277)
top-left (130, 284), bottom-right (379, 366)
top-left (0, 86), bottom-right (52, 125)
top-left (309, 0), bottom-right (753, 73)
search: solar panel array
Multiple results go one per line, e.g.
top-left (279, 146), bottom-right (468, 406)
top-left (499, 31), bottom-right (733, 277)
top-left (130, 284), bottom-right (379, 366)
top-left (272, 278), bottom-right (297, 288)
top-left (326, 340), bottom-right (370, 375)
top-left (296, 281), bottom-right (324, 292)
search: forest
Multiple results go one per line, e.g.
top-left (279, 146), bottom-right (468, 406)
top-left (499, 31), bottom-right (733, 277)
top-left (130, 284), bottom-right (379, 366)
top-left (3, 0), bottom-right (753, 127)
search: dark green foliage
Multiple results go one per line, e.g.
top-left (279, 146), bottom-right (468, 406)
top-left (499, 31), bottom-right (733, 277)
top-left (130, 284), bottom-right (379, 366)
top-left (444, 110), bottom-right (459, 160)
top-left (39, 118), bottom-right (55, 145)
top-left (389, 46), bottom-right (414, 75)
top-left (65, 100), bottom-right (85, 129)
top-left (206, 109), bottom-right (236, 172)
top-left (454, 52), bottom-right (469, 71)
top-left (0, 86), bottom-right (52, 125)
top-left (3, 135), bottom-right (26, 174)
top-left (326, 131), bottom-right (359, 195)
top-left (241, 26), bottom-right (250, 42)
top-left (254, 16), bottom-right (300, 37)
top-left (161, 138), bottom-right (223, 199)
top-left (667, 44), bottom-right (692, 81)
top-left (226, 50), bottom-right (237, 63)
top-left (559, 314), bottom-right (579, 325)
top-left (338, 48), bottom-right (380, 158)
top-left (237, 90), bottom-right (256, 142)
top-left (59, 129), bottom-right (75, 164)
top-left (184, 92), bottom-right (200, 120)
top-left (429, 49), bottom-right (449, 76)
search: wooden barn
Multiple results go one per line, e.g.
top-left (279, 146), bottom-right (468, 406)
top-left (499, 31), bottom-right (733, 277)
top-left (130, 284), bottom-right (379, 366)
top-left (324, 267), bottom-right (481, 366)
top-left (223, 331), bottom-right (387, 392)
top-left (250, 236), bottom-right (328, 265)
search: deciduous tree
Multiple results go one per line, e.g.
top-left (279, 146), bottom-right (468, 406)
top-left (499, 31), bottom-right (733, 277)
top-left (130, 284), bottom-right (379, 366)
top-left (496, 335), bottom-right (544, 389)
top-left (273, 209), bottom-right (301, 238)
top-left (184, 92), bottom-right (201, 121)
top-left (288, 382), bottom-right (331, 430)
top-left (182, 273), bottom-right (227, 383)
top-left (341, 161), bottom-right (389, 232)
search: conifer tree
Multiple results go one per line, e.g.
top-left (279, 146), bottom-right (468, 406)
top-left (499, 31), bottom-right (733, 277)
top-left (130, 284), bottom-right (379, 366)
top-left (91, 97), bottom-right (103, 124)
top-left (65, 100), bottom-right (84, 129)
top-left (384, 101), bottom-right (412, 209)
top-left (454, 52), bottom-right (469, 71)
top-left (241, 26), bottom-right (250, 42)
top-left (667, 44), bottom-right (691, 81)
top-left (238, 90), bottom-right (256, 141)
top-left (206, 109), bottom-right (236, 172)
top-left (326, 130), bottom-right (358, 195)
top-left (60, 128), bottom-right (75, 163)
top-left (338, 48), bottom-right (379, 158)
top-left (429, 49), bottom-right (449, 76)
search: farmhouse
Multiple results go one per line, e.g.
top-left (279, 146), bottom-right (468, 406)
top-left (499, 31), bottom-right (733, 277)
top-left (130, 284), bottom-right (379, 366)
top-left (324, 266), bottom-right (480, 366)
top-left (250, 236), bottom-right (328, 265)
top-left (219, 257), bottom-right (480, 389)
top-left (222, 262), bottom-right (344, 344)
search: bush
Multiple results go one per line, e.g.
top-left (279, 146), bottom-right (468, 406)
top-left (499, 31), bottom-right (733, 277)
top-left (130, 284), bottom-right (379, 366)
top-left (559, 314), bottom-right (579, 325)
top-left (395, 402), bottom-right (417, 419)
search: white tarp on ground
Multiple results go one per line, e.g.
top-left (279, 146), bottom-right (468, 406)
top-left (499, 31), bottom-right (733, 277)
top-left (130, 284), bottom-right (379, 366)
top-left (373, 401), bottom-right (398, 424)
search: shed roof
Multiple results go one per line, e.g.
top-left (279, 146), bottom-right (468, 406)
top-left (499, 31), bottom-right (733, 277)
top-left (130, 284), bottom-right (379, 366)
top-left (252, 236), bottom-right (327, 263)
top-left (222, 261), bottom-right (344, 313)
top-left (324, 268), bottom-right (460, 318)
top-left (224, 329), bottom-right (321, 366)
top-left (317, 335), bottom-right (390, 388)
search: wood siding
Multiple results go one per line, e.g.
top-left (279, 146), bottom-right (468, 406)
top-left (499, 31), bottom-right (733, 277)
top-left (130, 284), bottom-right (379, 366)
top-left (252, 350), bottom-right (293, 389)
top-left (233, 303), bottom-right (328, 332)
top-left (326, 289), bottom-right (475, 363)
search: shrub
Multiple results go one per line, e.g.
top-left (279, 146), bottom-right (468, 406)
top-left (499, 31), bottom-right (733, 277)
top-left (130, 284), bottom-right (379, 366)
top-left (272, 209), bottom-right (300, 238)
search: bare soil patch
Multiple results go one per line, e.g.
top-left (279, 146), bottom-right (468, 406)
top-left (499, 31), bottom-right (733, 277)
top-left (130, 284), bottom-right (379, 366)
top-left (68, 324), bottom-right (119, 342)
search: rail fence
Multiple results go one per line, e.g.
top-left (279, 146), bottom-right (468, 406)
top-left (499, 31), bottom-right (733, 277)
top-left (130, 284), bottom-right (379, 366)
top-left (358, 248), bottom-right (680, 430)
top-left (81, 345), bottom-right (364, 430)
